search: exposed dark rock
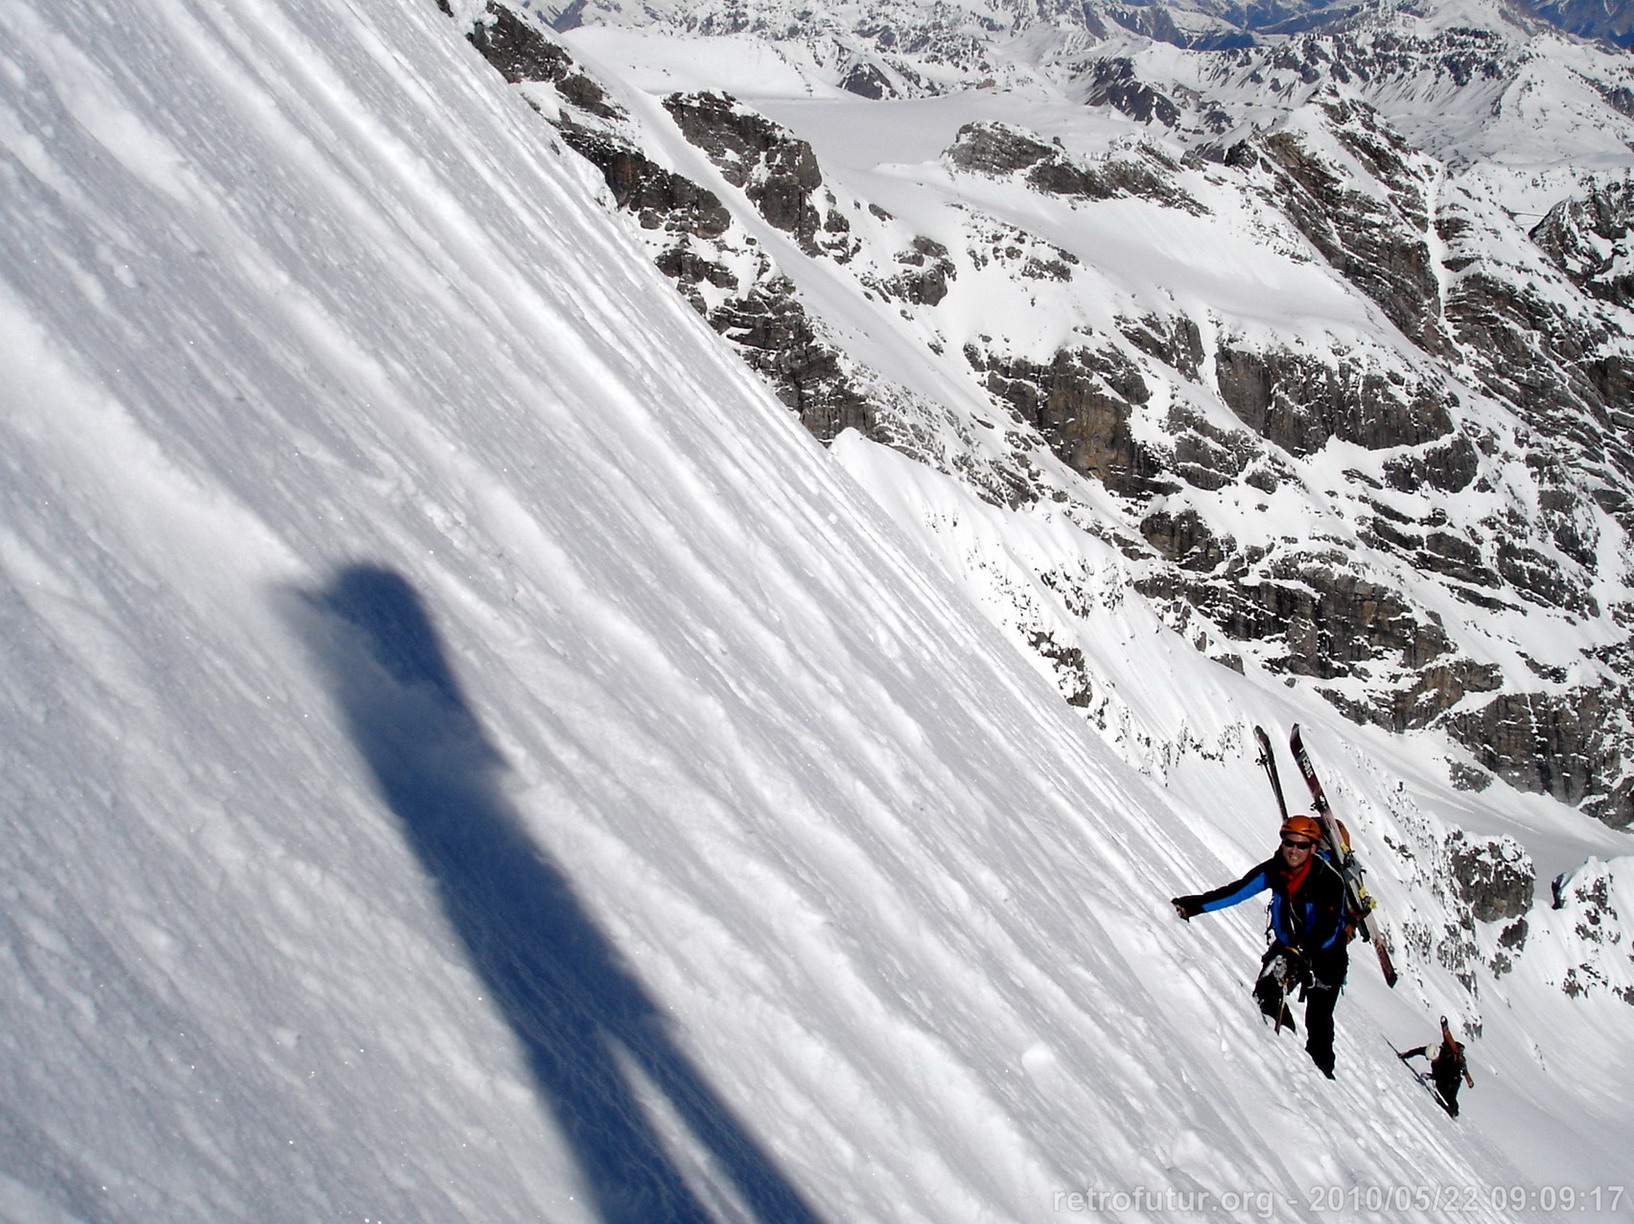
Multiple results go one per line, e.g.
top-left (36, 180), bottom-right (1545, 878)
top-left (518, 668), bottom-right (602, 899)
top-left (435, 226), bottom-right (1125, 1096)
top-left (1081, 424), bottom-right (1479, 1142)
top-left (1443, 260), bottom-right (1634, 551)
top-left (1603, 84), bottom-right (1634, 117)
top-left (1413, 528), bottom-right (1498, 588)
top-left (557, 125), bottom-right (732, 238)
top-left (1166, 403), bottom-right (1256, 491)
top-left (1383, 656), bottom-right (1503, 729)
top-left (884, 237), bottom-right (956, 306)
top-left (448, 1), bottom-right (1634, 825)
top-left (1434, 913), bottom-right (1480, 992)
top-left (1382, 432), bottom-right (1480, 493)
top-left (1492, 537), bottom-right (1591, 613)
top-left (466, 2), bottom-right (622, 118)
top-left (1028, 633), bottom-right (1095, 707)
top-left (946, 121), bottom-right (1054, 176)
top-left (1140, 551), bottom-right (1472, 706)
top-left (1551, 862), bottom-right (1634, 1003)
top-left (966, 344), bottom-right (1168, 496)
top-left (710, 277), bottom-right (874, 441)
top-left (543, 84), bottom-right (883, 442)
top-left (1490, 916), bottom-right (1527, 976)
top-left (1364, 512), bottom-right (1423, 553)
top-left (839, 59), bottom-right (896, 99)
top-left (1262, 557), bottom-right (1447, 673)
top-left (1446, 831), bottom-right (1534, 923)
top-left (663, 92), bottom-right (829, 250)
top-left (1081, 59), bottom-right (1182, 126)
top-left (1252, 102), bottom-right (1446, 351)
top-left (1444, 688), bottom-right (1634, 826)
top-left (468, 2), bottom-right (571, 83)
top-left (1449, 760), bottom-right (1494, 792)
top-left (1140, 507), bottom-right (1230, 571)
top-left (554, 116), bottom-right (872, 441)
top-left (1214, 343), bottom-right (1454, 456)
top-left (1531, 179), bottom-right (1634, 309)
top-left (946, 123), bottom-right (1202, 211)
top-left (1120, 313), bottom-right (1204, 380)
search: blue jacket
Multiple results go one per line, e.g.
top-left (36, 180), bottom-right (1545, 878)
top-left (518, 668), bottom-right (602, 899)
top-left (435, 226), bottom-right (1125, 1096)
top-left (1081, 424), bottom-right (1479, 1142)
top-left (1190, 853), bottom-right (1349, 952)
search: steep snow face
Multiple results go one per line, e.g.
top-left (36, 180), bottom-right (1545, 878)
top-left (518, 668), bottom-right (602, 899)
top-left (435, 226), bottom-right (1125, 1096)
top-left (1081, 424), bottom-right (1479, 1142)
top-left (5, 1), bottom-right (1634, 1223)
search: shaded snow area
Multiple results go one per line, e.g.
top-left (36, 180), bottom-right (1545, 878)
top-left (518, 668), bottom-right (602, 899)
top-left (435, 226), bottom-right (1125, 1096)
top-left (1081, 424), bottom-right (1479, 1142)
top-left (1, 1), bottom-right (1631, 1222)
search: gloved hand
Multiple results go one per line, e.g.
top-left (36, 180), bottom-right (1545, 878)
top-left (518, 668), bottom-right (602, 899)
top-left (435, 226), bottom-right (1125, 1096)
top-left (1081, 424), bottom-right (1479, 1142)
top-left (1171, 895), bottom-right (1203, 921)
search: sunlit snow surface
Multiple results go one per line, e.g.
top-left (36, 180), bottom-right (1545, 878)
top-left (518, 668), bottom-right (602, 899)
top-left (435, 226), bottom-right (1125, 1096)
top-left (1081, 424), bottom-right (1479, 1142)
top-left (2, 0), bottom-right (1632, 1221)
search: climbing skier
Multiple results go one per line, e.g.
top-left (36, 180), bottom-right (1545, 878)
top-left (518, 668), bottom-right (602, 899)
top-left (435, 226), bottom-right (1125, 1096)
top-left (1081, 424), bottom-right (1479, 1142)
top-left (1170, 815), bottom-right (1352, 1078)
top-left (1401, 1017), bottom-right (1474, 1117)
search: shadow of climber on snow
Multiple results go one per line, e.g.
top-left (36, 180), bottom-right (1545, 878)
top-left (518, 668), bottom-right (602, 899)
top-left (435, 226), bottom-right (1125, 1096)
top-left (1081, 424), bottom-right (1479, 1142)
top-left (294, 564), bottom-right (823, 1224)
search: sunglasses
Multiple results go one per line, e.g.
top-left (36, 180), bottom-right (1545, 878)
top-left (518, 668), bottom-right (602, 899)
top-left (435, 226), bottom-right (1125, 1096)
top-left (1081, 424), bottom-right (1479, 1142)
top-left (1281, 837), bottom-right (1316, 850)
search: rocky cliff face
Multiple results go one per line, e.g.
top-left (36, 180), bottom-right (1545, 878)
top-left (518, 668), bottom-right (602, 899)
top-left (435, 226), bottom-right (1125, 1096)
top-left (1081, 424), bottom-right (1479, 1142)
top-left (441, 0), bottom-right (1634, 843)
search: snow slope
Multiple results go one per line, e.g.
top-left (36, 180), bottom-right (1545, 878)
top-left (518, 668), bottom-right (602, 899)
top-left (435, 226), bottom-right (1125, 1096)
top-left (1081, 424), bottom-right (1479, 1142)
top-left (1, 1), bottom-right (1630, 1222)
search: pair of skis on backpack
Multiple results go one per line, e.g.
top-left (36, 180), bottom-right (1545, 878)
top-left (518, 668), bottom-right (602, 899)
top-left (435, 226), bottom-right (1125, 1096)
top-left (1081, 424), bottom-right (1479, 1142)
top-left (1255, 724), bottom-right (1398, 989)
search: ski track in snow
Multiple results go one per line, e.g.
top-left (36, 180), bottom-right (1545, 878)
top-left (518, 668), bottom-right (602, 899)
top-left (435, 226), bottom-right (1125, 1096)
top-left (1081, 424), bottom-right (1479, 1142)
top-left (2, 0), bottom-right (1631, 1221)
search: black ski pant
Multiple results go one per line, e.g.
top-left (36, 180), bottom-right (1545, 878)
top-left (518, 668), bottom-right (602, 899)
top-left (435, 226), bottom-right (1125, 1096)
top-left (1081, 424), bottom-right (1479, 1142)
top-left (1431, 1058), bottom-right (1463, 1113)
top-left (1300, 945), bottom-right (1348, 1073)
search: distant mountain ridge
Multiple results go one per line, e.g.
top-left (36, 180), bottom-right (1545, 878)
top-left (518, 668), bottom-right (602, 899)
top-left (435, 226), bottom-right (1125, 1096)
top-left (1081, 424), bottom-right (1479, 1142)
top-left (1522, 0), bottom-right (1634, 46)
top-left (544, 0), bottom-right (1634, 56)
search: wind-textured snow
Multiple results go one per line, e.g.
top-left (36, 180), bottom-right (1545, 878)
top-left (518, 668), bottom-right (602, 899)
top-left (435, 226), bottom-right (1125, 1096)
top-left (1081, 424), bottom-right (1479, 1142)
top-left (2, 0), bottom-right (1631, 1222)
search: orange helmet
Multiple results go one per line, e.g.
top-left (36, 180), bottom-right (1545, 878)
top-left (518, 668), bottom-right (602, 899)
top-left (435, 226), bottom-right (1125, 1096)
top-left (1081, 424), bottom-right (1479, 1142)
top-left (1280, 815), bottom-right (1323, 844)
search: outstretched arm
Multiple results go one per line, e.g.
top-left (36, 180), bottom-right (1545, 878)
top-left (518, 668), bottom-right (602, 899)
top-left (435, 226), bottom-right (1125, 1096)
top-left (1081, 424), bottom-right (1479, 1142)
top-left (1172, 862), bottom-right (1272, 921)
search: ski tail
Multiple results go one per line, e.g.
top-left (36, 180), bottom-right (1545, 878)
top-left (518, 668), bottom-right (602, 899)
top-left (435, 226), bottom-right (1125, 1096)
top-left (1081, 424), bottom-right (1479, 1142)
top-left (1371, 935), bottom-right (1399, 988)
